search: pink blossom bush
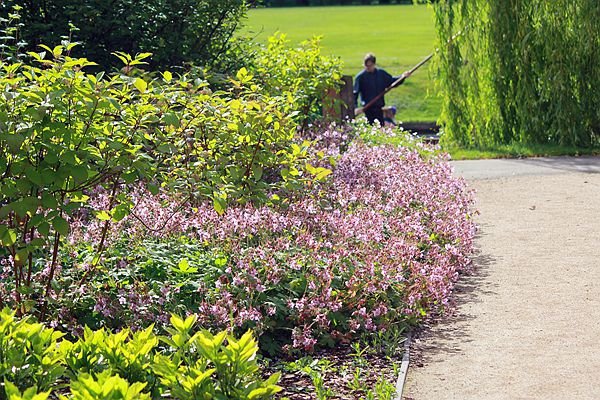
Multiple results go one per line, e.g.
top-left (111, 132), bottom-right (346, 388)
top-left (60, 130), bottom-right (476, 351)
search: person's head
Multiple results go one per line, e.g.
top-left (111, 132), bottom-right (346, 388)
top-left (364, 53), bottom-right (376, 73)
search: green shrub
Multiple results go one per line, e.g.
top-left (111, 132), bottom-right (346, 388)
top-left (0, 309), bottom-right (281, 399)
top-left (0, 46), bottom-right (316, 318)
top-left (249, 33), bottom-right (344, 132)
top-left (0, 311), bottom-right (65, 396)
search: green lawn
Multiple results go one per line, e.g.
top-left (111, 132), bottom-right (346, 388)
top-left (241, 5), bottom-right (439, 122)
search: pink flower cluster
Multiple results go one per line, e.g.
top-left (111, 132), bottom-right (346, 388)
top-left (70, 135), bottom-right (476, 351)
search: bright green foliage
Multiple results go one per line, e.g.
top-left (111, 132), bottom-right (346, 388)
top-left (0, 45), bottom-right (314, 317)
top-left (0, 308), bottom-right (281, 399)
top-left (156, 315), bottom-right (281, 399)
top-left (3, 382), bottom-right (50, 400)
top-left (0, 0), bottom-right (247, 70)
top-left (0, 311), bottom-right (65, 396)
top-left (250, 33), bottom-right (344, 131)
top-left (62, 371), bottom-right (150, 400)
top-left (432, 0), bottom-right (600, 147)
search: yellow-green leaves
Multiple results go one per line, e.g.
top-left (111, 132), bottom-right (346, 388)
top-left (172, 258), bottom-right (198, 275)
top-left (66, 372), bottom-right (150, 400)
top-left (305, 163), bottom-right (332, 181)
top-left (133, 78), bottom-right (147, 93)
top-left (169, 314), bottom-right (197, 334)
top-left (3, 381), bottom-right (51, 400)
top-left (236, 67), bottom-right (253, 84)
top-left (0, 226), bottom-right (17, 246)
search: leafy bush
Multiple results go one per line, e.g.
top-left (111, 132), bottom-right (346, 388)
top-left (249, 33), bottom-right (344, 132)
top-left (0, 0), bottom-right (247, 70)
top-left (0, 47), bottom-right (318, 319)
top-left (0, 309), bottom-right (281, 399)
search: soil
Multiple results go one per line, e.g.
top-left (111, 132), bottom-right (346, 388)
top-left (403, 170), bottom-right (600, 399)
top-left (264, 344), bottom-right (402, 399)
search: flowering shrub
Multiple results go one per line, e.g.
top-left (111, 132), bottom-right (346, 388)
top-left (0, 41), bottom-right (336, 318)
top-left (16, 124), bottom-right (477, 352)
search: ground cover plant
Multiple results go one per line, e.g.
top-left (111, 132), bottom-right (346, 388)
top-left (18, 122), bottom-right (476, 352)
top-left (242, 4), bottom-right (440, 122)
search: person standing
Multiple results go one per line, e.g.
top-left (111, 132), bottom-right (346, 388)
top-left (353, 53), bottom-right (409, 125)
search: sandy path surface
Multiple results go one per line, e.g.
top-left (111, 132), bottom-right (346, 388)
top-left (403, 160), bottom-right (600, 399)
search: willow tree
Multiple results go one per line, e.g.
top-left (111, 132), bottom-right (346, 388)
top-left (432, 0), bottom-right (600, 147)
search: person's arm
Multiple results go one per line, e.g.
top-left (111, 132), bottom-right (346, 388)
top-left (391, 71), bottom-right (412, 87)
top-left (392, 74), bottom-right (406, 85)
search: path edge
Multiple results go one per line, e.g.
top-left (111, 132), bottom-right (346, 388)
top-left (394, 331), bottom-right (412, 400)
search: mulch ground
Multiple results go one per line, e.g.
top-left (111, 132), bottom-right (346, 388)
top-left (263, 343), bottom-right (404, 399)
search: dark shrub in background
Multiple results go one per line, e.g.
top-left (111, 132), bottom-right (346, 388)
top-left (2, 0), bottom-right (247, 70)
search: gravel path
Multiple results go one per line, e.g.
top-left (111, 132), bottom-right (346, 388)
top-left (403, 157), bottom-right (600, 400)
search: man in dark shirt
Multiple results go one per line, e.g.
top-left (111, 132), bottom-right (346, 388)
top-left (353, 53), bottom-right (409, 125)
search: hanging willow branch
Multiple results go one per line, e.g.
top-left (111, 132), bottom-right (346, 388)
top-left (432, 0), bottom-right (600, 148)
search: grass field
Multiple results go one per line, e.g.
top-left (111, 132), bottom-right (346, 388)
top-left (241, 5), bottom-right (439, 122)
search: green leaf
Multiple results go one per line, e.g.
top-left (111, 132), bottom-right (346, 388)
top-left (96, 211), bottom-right (111, 221)
top-left (122, 171), bottom-right (137, 184)
top-left (38, 222), bottom-right (50, 237)
top-left (44, 152), bottom-right (58, 165)
top-left (315, 167), bottom-right (332, 180)
top-left (14, 196), bottom-right (38, 218)
top-left (178, 258), bottom-right (189, 271)
top-left (41, 194), bottom-right (59, 209)
top-left (52, 216), bottom-right (70, 236)
top-left (6, 133), bottom-right (25, 152)
top-left (162, 71), bottom-right (172, 82)
top-left (69, 165), bottom-right (89, 184)
top-left (111, 204), bottom-right (130, 222)
top-left (14, 248), bottom-right (29, 264)
top-left (0, 226), bottom-right (17, 246)
top-left (147, 183), bottom-right (159, 195)
top-left (252, 164), bottom-right (263, 180)
top-left (134, 78), bottom-right (147, 93)
top-left (173, 258), bottom-right (198, 274)
top-left (236, 67), bottom-right (249, 81)
top-left (213, 197), bottom-right (226, 215)
top-left (69, 193), bottom-right (89, 203)
top-left (27, 169), bottom-right (43, 186)
top-left (163, 112), bottom-right (179, 127)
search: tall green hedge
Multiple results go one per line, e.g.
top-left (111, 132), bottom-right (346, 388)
top-left (254, 1), bottom-right (413, 6)
top-left (433, 0), bottom-right (600, 147)
top-left (0, 0), bottom-right (247, 70)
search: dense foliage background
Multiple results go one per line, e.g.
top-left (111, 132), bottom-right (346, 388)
top-left (432, 0), bottom-right (600, 147)
top-left (255, 0), bottom-right (413, 6)
top-left (0, 0), bottom-right (248, 70)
